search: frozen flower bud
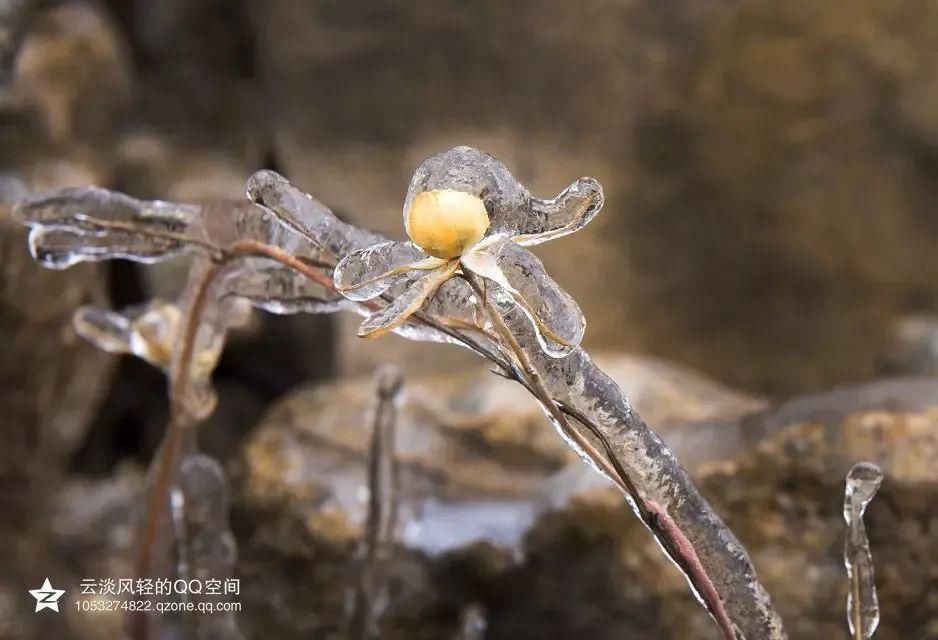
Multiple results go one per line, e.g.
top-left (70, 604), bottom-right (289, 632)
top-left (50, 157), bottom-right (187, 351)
top-left (404, 189), bottom-right (489, 259)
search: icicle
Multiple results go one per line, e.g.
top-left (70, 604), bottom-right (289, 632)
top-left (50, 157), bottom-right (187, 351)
top-left (844, 462), bottom-right (884, 640)
top-left (179, 454), bottom-right (243, 640)
top-left (347, 365), bottom-right (404, 640)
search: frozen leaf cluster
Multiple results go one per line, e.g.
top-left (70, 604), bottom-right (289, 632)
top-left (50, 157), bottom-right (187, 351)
top-left (334, 146), bottom-right (601, 357)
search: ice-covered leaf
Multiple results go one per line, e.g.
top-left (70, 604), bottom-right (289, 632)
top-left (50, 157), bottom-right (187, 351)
top-left (247, 169), bottom-right (385, 259)
top-left (14, 187), bottom-right (204, 266)
top-left (357, 261), bottom-right (459, 339)
top-left (420, 277), bottom-right (479, 328)
top-left (404, 146), bottom-right (603, 244)
top-left (28, 227), bottom-right (187, 269)
top-left (73, 299), bottom-right (181, 368)
top-left (334, 240), bottom-right (432, 302)
top-left (463, 238), bottom-right (585, 357)
top-left (76, 259), bottom-right (248, 422)
top-left (228, 263), bottom-right (349, 315)
top-left (513, 176), bottom-right (604, 246)
top-left (14, 187), bottom-right (330, 269)
top-left (844, 461), bottom-right (884, 640)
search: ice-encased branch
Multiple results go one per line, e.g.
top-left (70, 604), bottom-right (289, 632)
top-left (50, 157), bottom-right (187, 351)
top-left (13, 170), bottom-right (786, 639)
top-left (248, 170), bottom-right (786, 640)
top-left (348, 365), bottom-right (404, 640)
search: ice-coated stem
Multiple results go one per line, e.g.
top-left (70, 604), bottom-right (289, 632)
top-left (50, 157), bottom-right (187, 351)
top-left (844, 462), bottom-right (884, 640)
top-left (468, 274), bottom-right (737, 640)
top-left (466, 274), bottom-right (626, 492)
top-left (348, 366), bottom-right (404, 640)
top-left (248, 171), bottom-right (787, 640)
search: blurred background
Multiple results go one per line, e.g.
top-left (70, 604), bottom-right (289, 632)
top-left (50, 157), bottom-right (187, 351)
top-left (1, 1), bottom-right (938, 639)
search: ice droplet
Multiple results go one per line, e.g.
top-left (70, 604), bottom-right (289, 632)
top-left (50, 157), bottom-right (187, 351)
top-left (844, 461), bottom-right (884, 640)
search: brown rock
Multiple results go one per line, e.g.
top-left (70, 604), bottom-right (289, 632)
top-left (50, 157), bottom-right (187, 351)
top-left (239, 354), bottom-right (762, 548)
top-left (12, 2), bottom-right (130, 143)
top-left (0, 209), bottom-right (113, 472)
top-left (237, 370), bottom-right (938, 639)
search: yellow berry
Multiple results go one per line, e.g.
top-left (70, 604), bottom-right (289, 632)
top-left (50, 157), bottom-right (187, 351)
top-left (405, 189), bottom-right (489, 259)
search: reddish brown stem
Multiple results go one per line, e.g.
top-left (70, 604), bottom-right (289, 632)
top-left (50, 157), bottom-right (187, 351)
top-left (131, 243), bottom-right (355, 640)
top-left (131, 261), bottom-right (222, 640)
top-left (228, 239), bottom-right (336, 289)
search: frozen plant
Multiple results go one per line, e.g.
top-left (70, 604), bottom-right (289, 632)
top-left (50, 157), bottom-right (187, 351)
top-left (14, 146), bottom-right (786, 639)
top-left (334, 146), bottom-right (600, 357)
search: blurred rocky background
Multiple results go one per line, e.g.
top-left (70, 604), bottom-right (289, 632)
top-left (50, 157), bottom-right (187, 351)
top-left (1, 1), bottom-right (937, 638)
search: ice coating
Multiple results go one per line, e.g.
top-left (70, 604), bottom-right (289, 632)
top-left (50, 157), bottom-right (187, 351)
top-left (248, 169), bottom-right (385, 258)
top-left (333, 147), bottom-right (597, 358)
top-left (72, 261), bottom-right (250, 421)
top-left (494, 306), bottom-right (784, 640)
top-left (844, 462), bottom-right (884, 640)
top-left (14, 187), bottom-right (203, 267)
top-left (404, 146), bottom-right (603, 244)
top-left (334, 240), bottom-right (429, 302)
top-left (229, 264), bottom-right (349, 315)
top-left (357, 262), bottom-right (459, 338)
top-left (404, 146), bottom-right (530, 237)
top-left (28, 227), bottom-right (189, 268)
top-left (463, 237), bottom-right (585, 357)
top-left (14, 189), bottom-right (330, 270)
top-left (73, 299), bottom-right (181, 368)
top-left (456, 603), bottom-right (488, 640)
top-left (515, 176), bottom-right (604, 246)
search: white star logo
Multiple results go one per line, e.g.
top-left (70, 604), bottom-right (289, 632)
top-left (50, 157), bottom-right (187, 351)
top-left (29, 578), bottom-right (65, 613)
